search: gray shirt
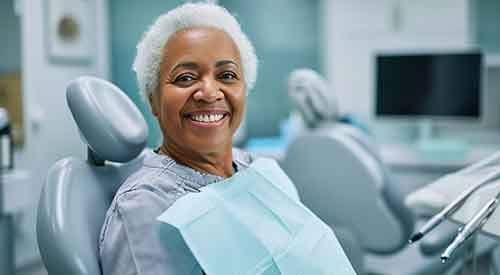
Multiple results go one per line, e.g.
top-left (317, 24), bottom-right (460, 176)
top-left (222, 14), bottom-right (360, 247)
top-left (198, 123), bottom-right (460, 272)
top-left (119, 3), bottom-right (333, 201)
top-left (99, 148), bottom-right (254, 275)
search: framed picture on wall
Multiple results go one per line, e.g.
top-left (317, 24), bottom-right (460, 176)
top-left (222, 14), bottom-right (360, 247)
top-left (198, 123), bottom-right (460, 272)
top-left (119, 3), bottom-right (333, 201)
top-left (45, 0), bottom-right (94, 64)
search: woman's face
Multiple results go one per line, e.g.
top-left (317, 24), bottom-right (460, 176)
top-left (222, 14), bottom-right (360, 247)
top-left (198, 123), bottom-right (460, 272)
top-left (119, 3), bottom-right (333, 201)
top-left (151, 27), bottom-right (246, 155)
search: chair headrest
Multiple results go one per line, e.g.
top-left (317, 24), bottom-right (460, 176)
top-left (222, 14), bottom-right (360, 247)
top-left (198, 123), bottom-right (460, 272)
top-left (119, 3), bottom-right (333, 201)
top-left (66, 76), bottom-right (148, 162)
top-left (287, 68), bottom-right (339, 128)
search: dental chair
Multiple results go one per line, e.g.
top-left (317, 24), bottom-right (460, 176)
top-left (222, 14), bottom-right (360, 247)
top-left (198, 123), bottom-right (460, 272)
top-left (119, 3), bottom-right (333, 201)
top-left (282, 69), bottom-right (498, 275)
top-left (36, 77), bottom-right (148, 275)
top-left (282, 123), bottom-right (471, 275)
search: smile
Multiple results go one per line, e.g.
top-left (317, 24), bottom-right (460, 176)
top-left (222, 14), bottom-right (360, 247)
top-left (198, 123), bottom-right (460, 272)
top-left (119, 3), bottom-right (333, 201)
top-left (190, 113), bottom-right (225, 123)
top-left (185, 111), bottom-right (230, 126)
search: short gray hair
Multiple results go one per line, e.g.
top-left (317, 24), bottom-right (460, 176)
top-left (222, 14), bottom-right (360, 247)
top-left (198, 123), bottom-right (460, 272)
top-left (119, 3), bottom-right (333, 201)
top-left (133, 2), bottom-right (258, 108)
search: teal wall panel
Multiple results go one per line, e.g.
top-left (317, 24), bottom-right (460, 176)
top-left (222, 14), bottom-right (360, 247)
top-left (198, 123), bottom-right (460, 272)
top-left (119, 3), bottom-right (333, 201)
top-left (110, 0), bottom-right (184, 147)
top-left (472, 0), bottom-right (500, 54)
top-left (221, 0), bottom-right (321, 137)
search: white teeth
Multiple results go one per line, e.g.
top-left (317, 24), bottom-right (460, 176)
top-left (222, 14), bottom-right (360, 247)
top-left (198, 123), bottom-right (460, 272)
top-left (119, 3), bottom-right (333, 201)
top-left (191, 114), bottom-right (224, 122)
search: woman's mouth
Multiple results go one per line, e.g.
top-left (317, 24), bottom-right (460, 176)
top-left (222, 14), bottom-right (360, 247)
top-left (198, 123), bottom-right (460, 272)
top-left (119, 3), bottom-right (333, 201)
top-left (189, 113), bottom-right (226, 123)
top-left (184, 111), bottom-right (230, 127)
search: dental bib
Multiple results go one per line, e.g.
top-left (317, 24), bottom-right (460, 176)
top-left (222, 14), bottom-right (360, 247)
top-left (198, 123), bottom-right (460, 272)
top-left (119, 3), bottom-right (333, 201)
top-left (157, 158), bottom-right (356, 275)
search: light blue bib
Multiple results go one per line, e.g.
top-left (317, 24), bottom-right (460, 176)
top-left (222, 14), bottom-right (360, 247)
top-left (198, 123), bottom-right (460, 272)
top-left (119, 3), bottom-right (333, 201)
top-left (157, 158), bottom-right (356, 275)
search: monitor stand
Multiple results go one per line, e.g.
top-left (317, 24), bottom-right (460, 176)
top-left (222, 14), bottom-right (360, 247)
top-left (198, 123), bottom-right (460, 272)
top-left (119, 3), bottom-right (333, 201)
top-left (415, 119), bottom-right (469, 160)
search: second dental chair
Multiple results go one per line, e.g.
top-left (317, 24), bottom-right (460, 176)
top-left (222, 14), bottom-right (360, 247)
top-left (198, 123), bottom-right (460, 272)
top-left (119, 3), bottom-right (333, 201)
top-left (281, 69), bottom-right (497, 275)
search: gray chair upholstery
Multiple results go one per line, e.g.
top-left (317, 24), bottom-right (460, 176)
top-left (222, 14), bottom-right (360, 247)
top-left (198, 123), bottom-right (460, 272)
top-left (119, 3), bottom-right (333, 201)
top-left (281, 123), bottom-right (473, 275)
top-left (37, 76), bottom-right (148, 275)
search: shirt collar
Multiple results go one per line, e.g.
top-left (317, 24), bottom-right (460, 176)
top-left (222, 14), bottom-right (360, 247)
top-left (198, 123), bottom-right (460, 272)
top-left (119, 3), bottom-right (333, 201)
top-left (142, 149), bottom-right (247, 188)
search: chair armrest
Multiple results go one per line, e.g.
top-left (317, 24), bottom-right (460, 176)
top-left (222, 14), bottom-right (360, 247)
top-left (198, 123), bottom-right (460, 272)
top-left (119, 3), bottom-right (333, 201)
top-left (418, 219), bottom-right (458, 255)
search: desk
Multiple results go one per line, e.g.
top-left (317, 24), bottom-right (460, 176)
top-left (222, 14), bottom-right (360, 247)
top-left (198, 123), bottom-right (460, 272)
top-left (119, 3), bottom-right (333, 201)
top-left (381, 143), bottom-right (500, 172)
top-left (381, 143), bottom-right (500, 196)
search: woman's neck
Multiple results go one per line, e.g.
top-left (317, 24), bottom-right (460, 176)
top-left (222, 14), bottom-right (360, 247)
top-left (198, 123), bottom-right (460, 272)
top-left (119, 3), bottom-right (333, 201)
top-left (159, 143), bottom-right (234, 178)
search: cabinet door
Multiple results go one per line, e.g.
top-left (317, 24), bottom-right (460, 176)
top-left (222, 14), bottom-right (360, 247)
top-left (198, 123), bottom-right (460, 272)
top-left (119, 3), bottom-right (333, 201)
top-left (399, 0), bottom-right (469, 39)
top-left (333, 0), bottom-right (394, 37)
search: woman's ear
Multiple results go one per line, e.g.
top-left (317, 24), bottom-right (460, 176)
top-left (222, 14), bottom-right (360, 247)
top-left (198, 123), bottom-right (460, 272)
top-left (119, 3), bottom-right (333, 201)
top-left (149, 93), bottom-right (159, 117)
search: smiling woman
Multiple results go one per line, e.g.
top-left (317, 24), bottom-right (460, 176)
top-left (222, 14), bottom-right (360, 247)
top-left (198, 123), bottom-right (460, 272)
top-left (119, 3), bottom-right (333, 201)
top-left (150, 27), bottom-right (246, 177)
top-left (98, 3), bottom-right (258, 275)
top-left (98, 2), bottom-right (354, 275)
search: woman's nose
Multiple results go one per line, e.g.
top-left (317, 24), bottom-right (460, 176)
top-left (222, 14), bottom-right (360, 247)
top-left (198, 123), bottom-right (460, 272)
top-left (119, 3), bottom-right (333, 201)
top-left (193, 78), bottom-right (223, 102)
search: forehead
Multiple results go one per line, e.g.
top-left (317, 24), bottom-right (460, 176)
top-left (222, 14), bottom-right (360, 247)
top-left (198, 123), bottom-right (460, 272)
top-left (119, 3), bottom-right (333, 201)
top-left (162, 27), bottom-right (241, 68)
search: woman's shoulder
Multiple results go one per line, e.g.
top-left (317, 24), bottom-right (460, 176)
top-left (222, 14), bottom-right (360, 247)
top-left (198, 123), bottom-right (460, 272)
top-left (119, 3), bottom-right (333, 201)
top-left (114, 162), bottom-right (180, 202)
top-left (98, 164), bottom-right (184, 263)
top-left (100, 157), bottom-right (186, 239)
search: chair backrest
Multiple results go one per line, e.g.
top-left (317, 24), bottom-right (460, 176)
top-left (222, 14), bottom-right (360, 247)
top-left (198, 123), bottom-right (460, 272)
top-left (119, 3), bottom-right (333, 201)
top-left (281, 124), bottom-right (414, 254)
top-left (37, 77), bottom-right (148, 275)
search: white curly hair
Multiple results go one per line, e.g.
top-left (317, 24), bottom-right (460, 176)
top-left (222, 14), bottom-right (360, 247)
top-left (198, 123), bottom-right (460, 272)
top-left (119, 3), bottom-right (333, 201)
top-left (133, 2), bottom-right (258, 108)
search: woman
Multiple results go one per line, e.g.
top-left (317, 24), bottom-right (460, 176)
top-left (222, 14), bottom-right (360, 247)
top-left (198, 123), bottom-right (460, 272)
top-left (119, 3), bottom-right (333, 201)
top-left (99, 3), bottom-right (356, 275)
top-left (99, 3), bottom-right (257, 274)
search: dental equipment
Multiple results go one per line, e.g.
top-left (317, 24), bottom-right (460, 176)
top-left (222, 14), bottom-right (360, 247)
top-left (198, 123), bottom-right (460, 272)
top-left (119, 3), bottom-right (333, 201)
top-left (440, 190), bottom-right (500, 262)
top-left (409, 168), bottom-right (500, 243)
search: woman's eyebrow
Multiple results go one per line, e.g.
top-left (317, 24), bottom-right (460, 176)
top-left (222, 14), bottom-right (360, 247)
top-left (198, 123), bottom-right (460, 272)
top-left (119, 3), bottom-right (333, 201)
top-left (215, 60), bottom-right (239, 68)
top-left (171, 62), bottom-right (199, 73)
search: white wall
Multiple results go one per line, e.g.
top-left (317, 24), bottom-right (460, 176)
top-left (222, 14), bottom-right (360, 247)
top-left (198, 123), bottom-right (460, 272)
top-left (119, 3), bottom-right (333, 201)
top-left (8, 0), bottom-right (109, 267)
top-left (323, 0), bottom-right (470, 121)
top-left (321, 0), bottom-right (500, 143)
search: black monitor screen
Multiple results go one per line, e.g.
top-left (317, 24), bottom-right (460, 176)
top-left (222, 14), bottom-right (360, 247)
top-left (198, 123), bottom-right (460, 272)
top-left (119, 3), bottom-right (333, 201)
top-left (375, 52), bottom-right (482, 118)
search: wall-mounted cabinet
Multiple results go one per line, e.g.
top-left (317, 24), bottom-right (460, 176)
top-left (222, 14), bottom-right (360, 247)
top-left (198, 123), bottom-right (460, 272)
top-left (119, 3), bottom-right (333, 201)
top-left (333, 0), bottom-right (469, 42)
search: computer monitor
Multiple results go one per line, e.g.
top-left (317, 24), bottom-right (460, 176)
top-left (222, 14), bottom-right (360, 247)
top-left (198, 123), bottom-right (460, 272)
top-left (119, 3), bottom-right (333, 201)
top-left (375, 51), bottom-right (483, 147)
top-left (375, 51), bottom-right (482, 119)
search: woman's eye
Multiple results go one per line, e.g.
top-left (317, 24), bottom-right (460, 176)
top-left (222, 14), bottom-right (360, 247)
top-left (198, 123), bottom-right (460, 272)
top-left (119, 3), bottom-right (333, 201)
top-left (219, 72), bottom-right (238, 81)
top-left (175, 74), bottom-right (196, 83)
